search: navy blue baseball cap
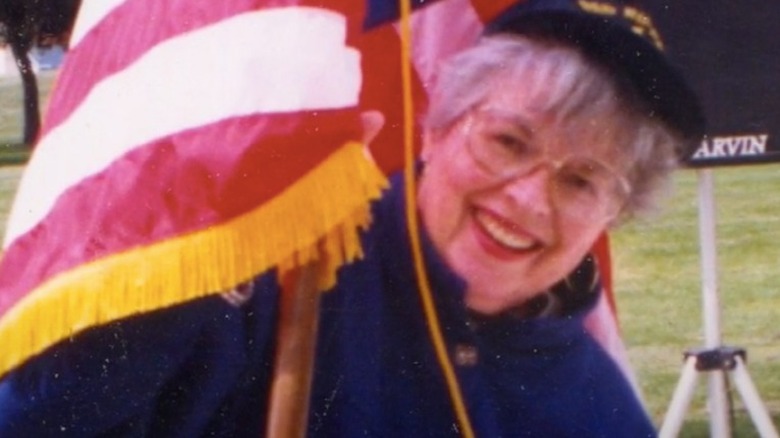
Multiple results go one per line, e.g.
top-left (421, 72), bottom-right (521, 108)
top-left (485, 0), bottom-right (706, 159)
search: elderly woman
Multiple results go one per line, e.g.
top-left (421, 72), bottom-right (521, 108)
top-left (0, 1), bottom-right (703, 436)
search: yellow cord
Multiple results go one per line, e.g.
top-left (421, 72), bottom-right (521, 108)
top-left (397, 1), bottom-right (476, 436)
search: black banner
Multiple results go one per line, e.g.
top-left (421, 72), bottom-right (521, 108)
top-left (643, 0), bottom-right (780, 167)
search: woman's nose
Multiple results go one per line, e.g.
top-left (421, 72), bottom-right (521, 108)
top-left (501, 165), bottom-right (555, 218)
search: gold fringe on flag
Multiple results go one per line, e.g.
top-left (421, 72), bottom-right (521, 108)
top-left (0, 141), bottom-right (388, 378)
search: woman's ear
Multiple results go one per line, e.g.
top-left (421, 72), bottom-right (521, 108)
top-left (360, 110), bottom-right (385, 145)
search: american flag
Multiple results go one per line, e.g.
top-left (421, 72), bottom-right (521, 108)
top-left (0, 0), bottom-right (628, 385)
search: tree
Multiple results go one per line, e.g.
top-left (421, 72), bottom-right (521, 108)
top-left (0, 0), bottom-right (81, 146)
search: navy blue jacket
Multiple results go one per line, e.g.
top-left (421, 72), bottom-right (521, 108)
top-left (0, 174), bottom-right (655, 437)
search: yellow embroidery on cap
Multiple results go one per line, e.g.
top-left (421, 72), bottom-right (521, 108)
top-left (623, 5), bottom-right (664, 49)
top-left (577, 0), bottom-right (617, 16)
top-left (624, 6), bottom-right (651, 27)
top-left (577, 1), bottom-right (665, 50)
top-left (647, 27), bottom-right (664, 50)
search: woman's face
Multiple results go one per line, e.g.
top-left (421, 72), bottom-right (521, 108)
top-left (418, 78), bottom-right (629, 315)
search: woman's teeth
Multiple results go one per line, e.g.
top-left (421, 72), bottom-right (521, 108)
top-left (475, 210), bottom-right (536, 251)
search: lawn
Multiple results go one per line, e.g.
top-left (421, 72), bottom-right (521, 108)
top-left (0, 70), bottom-right (57, 151)
top-left (1, 69), bottom-right (778, 436)
top-left (0, 70), bottom-right (57, 234)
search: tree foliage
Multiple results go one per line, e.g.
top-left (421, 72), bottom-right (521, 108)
top-left (0, 0), bottom-right (81, 145)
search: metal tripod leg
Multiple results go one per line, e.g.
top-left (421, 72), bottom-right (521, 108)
top-left (660, 356), bottom-right (700, 438)
top-left (731, 355), bottom-right (779, 438)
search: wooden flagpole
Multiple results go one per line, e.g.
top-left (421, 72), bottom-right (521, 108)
top-left (266, 263), bottom-right (321, 438)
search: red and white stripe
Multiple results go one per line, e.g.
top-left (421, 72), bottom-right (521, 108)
top-left (5, 6), bottom-right (360, 248)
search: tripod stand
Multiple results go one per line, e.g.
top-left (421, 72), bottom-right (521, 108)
top-left (659, 169), bottom-right (779, 438)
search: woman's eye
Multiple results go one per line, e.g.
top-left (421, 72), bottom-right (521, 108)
top-left (490, 132), bottom-right (528, 153)
top-left (558, 171), bottom-right (597, 194)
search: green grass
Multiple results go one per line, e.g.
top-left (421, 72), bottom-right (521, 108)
top-left (0, 165), bottom-right (23, 237)
top-left (1, 70), bottom-right (778, 435)
top-left (0, 70), bottom-right (58, 164)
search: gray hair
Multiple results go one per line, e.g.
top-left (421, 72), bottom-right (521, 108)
top-left (423, 34), bottom-right (684, 222)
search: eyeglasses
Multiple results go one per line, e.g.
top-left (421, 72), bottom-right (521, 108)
top-left (463, 107), bottom-right (631, 221)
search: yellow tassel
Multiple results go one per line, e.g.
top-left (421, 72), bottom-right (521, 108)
top-left (0, 141), bottom-right (388, 378)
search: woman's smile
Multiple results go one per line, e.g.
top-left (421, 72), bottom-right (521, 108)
top-left (472, 207), bottom-right (540, 254)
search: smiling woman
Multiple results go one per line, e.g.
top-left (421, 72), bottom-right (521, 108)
top-left (0, 0), bottom-right (706, 436)
top-left (417, 34), bottom-right (683, 315)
